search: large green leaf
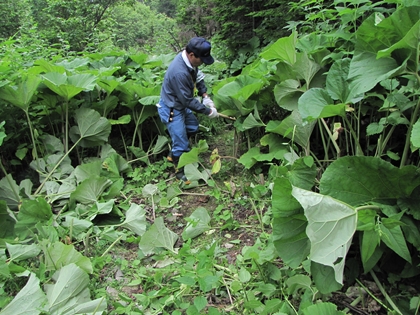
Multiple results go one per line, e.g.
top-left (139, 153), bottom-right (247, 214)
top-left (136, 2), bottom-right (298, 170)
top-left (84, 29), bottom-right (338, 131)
top-left (6, 243), bottom-right (41, 263)
top-left (411, 119), bottom-right (420, 148)
top-left (42, 72), bottom-right (97, 101)
top-left (0, 75), bottom-right (42, 111)
top-left (294, 52), bottom-right (321, 88)
top-left (375, 6), bottom-right (420, 69)
top-left (0, 273), bottom-right (47, 315)
top-left (292, 187), bottom-right (357, 285)
top-left (70, 176), bottom-right (112, 204)
top-left (216, 75), bottom-right (265, 116)
top-left (14, 198), bottom-right (53, 237)
top-left (120, 203), bottom-right (147, 236)
top-left (257, 134), bottom-right (288, 162)
top-left (348, 52), bottom-right (401, 96)
top-left (43, 242), bottom-right (92, 273)
top-left (266, 111), bottom-right (316, 149)
top-left (272, 215), bottom-right (310, 268)
top-left (302, 301), bottom-right (346, 315)
top-left (0, 121), bottom-right (5, 146)
top-left (139, 217), bottom-right (178, 255)
top-left (0, 175), bottom-right (20, 210)
top-left (319, 156), bottom-right (420, 206)
top-left (0, 200), bottom-right (15, 238)
top-left (177, 140), bottom-right (209, 169)
top-left (45, 263), bottom-right (106, 315)
top-left (260, 32), bottom-right (297, 65)
top-left (298, 88), bottom-right (345, 121)
top-left (73, 160), bottom-right (103, 184)
top-left (69, 108), bottom-right (111, 147)
top-left (326, 58), bottom-right (363, 104)
top-left (237, 147), bottom-right (260, 169)
top-left (182, 207), bottom-right (211, 240)
top-left (273, 79), bottom-right (303, 111)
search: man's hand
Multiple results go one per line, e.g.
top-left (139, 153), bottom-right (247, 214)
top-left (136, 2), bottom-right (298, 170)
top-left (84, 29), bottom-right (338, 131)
top-left (208, 107), bottom-right (219, 118)
top-left (203, 96), bottom-right (215, 108)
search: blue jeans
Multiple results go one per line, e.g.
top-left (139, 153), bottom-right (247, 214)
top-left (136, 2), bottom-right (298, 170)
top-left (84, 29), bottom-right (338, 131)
top-left (157, 100), bottom-right (199, 158)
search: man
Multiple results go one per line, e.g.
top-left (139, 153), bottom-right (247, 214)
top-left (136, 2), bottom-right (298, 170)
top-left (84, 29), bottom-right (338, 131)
top-left (157, 37), bottom-right (218, 182)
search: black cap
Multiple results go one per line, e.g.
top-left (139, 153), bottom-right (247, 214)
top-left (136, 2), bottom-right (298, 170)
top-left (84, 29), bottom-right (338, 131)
top-left (187, 37), bottom-right (215, 65)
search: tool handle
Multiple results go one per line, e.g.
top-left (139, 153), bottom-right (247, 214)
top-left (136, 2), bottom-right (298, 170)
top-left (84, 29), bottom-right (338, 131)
top-left (218, 113), bottom-right (236, 121)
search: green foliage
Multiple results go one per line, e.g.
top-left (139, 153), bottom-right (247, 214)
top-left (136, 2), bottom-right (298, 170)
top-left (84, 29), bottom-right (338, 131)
top-left (211, 0), bottom-right (295, 64)
top-left (109, 2), bottom-right (180, 53)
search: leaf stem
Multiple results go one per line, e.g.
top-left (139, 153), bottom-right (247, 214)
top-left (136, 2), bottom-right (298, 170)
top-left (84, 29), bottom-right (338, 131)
top-left (320, 118), bottom-right (341, 158)
top-left (369, 270), bottom-right (403, 315)
top-left (400, 98), bottom-right (420, 168)
top-left (355, 205), bottom-right (381, 212)
top-left (101, 235), bottom-right (124, 258)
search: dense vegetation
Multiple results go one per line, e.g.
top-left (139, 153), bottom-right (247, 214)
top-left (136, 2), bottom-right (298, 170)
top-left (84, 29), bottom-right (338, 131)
top-left (1, 0), bottom-right (420, 314)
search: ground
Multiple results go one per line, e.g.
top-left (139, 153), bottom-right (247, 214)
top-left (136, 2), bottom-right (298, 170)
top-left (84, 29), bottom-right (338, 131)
top-left (102, 124), bottom-right (412, 315)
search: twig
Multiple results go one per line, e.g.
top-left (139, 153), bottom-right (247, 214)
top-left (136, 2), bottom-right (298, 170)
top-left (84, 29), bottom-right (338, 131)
top-left (222, 277), bottom-right (234, 306)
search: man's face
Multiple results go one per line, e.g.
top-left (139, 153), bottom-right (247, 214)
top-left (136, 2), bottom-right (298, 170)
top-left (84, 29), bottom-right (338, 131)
top-left (188, 52), bottom-right (203, 67)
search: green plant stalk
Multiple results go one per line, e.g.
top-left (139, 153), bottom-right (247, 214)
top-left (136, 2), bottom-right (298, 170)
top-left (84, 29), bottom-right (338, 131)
top-left (24, 110), bottom-right (40, 170)
top-left (355, 205), bottom-right (382, 212)
top-left (343, 115), bottom-right (364, 156)
top-left (320, 118), bottom-right (341, 157)
top-left (101, 235), bottom-right (124, 258)
top-left (34, 138), bottom-right (82, 195)
top-left (400, 98), bottom-right (420, 168)
top-left (250, 199), bottom-right (264, 233)
top-left (64, 100), bottom-right (69, 153)
top-left (376, 125), bottom-right (396, 157)
top-left (317, 120), bottom-right (329, 161)
top-left (355, 278), bottom-right (392, 312)
top-left (131, 106), bottom-right (145, 149)
top-left (369, 270), bottom-right (403, 315)
top-left (91, 297), bottom-right (106, 314)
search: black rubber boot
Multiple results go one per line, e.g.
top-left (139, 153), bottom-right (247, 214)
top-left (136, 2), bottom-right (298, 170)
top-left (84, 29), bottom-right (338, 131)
top-left (170, 155), bottom-right (191, 184)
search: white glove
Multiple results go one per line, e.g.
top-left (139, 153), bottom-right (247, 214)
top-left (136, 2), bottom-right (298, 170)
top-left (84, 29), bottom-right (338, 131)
top-left (208, 107), bottom-right (218, 119)
top-left (203, 96), bottom-right (215, 108)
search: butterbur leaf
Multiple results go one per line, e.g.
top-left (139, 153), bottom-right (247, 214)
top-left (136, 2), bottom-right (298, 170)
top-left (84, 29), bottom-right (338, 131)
top-left (302, 302), bottom-right (346, 315)
top-left (285, 274), bottom-right (312, 295)
top-left (142, 184), bottom-right (159, 197)
top-left (0, 273), bottom-right (47, 315)
top-left (260, 32), bottom-right (296, 65)
top-left (411, 119), bottom-right (420, 148)
top-left (298, 88), bottom-right (345, 121)
top-left (139, 217), bottom-right (178, 255)
top-left (184, 164), bottom-right (210, 183)
top-left (121, 203), bottom-right (147, 236)
top-left (0, 75), bottom-right (42, 111)
top-left (0, 174), bottom-right (20, 210)
top-left (182, 207), bottom-right (211, 240)
top-left (6, 243), bottom-right (41, 263)
top-left (292, 186), bottom-right (357, 285)
top-left (238, 147), bottom-right (260, 169)
top-left (320, 156), bottom-right (420, 206)
top-left (45, 263), bottom-right (106, 315)
top-left (70, 177), bottom-right (112, 204)
top-left (178, 148), bottom-right (200, 169)
top-left (69, 108), bottom-right (111, 147)
top-left (0, 200), bottom-right (15, 238)
top-left (43, 242), bottom-right (92, 273)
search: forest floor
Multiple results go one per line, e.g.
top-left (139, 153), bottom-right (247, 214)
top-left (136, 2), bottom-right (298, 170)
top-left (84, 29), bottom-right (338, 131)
top-left (101, 123), bottom-right (404, 315)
